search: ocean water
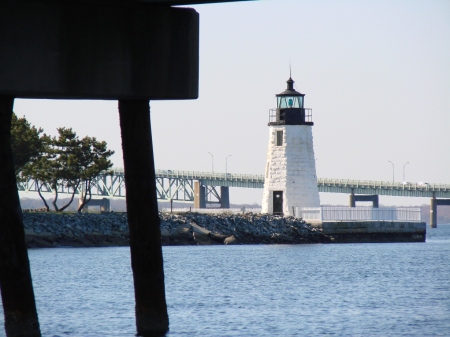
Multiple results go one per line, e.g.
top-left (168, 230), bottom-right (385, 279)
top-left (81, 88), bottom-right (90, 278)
top-left (1, 225), bottom-right (450, 336)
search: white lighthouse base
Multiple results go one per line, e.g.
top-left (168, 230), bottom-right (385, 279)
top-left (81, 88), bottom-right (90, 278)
top-left (262, 125), bottom-right (320, 216)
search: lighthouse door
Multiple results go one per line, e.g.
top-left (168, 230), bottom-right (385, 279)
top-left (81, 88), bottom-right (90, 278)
top-left (273, 191), bottom-right (283, 215)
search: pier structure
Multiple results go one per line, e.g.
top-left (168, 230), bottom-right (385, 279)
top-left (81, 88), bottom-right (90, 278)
top-left (0, 0), bottom-right (244, 336)
top-left (350, 193), bottom-right (379, 208)
top-left (78, 198), bottom-right (110, 212)
top-left (430, 197), bottom-right (450, 228)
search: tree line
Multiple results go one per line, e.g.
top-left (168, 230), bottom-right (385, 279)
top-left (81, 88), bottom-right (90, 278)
top-left (11, 113), bottom-right (114, 212)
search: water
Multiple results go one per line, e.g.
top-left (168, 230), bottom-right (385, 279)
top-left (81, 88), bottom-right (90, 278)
top-left (1, 225), bottom-right (450, 336)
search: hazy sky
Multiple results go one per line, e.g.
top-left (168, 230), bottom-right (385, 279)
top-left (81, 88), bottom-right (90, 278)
top-left (14, 0), bottom-right (450, 206)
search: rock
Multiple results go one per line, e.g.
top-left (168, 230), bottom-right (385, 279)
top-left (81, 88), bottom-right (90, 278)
top-left (24, 228), bottom-right (35, 235)
top-left (160, 227), bottom-right (171, 244)
top-left (193, 232), bottom-right (212, 245)
top-left (176, 224), bottom-right (192, 234)
top-left (171, 224), bottom-right (193, 244)
top-left (191, 223), bottom-right (210, 235)
top-left (160, 227), bottom-right (171, 237)
top-left (210, 232), bottom-right (229, 243)
top-left (224, 235), bottom-right (237, 245)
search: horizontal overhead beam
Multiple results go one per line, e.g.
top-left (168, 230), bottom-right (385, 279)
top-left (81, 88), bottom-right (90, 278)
top-left (15, 0), bottom-right (253, 5)
top-left (0, 1), bottom-right (199, 99)
top-left (139, 0), bottom-right (253, 4)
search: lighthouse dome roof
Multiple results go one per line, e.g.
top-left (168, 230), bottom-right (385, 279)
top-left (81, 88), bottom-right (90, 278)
top-left (277, 77), bottom-right (304, 97)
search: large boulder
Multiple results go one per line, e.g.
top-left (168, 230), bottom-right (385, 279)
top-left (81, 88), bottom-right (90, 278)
top-left (224, 235), bottom-right (237, 245)
top-left (191, 223), bottom-right (214, 245)
top-left (171, 224), bottom-right (193, 245)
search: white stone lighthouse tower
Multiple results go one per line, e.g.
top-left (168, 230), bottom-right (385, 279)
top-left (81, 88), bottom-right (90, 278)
top-left (262, 76), bottom-right (320, 215)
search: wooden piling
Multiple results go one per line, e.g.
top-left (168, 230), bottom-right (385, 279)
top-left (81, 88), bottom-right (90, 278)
top-left (0, 96), bottom-right (41, 337)
top-left (118, 99), bottom-right (169, 336)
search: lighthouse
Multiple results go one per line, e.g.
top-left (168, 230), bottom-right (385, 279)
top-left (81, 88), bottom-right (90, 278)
top-left (262, 75), bottom-right (320, 215)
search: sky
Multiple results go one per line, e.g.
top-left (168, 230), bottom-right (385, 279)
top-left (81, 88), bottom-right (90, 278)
top-left (14, 0), bottom-right (450, 206)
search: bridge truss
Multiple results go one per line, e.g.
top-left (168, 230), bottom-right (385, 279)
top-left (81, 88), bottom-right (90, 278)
top-left (17, 168), bottom-right (450, 202)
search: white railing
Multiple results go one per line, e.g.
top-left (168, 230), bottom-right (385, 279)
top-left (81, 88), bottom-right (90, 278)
top-left (155, 170), bottom-right (264, 182)
top-left (160, 207), bottom-right (262, 214)
top-left (296, 206), bottom-right (422, 222)
top-left (317, 178), bottom-right (450, 192)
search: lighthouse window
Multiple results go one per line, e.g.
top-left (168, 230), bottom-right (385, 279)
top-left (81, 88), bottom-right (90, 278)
top-left (276, 131), bottom-right (283, 146)
top-left (277, 96), bottom-right (303, 109)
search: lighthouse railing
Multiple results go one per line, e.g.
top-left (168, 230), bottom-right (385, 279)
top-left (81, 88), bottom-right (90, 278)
top-left (296, 206), bottom-right (421, 222)
top-left (268, 108), bottom-right (313, 124)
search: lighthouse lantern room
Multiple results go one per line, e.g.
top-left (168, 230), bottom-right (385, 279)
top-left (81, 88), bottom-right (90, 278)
top-left (262, 75), bottom-right (320, 215)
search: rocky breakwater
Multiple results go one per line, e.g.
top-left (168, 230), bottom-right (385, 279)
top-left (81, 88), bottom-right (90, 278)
top-left (22, 211), bottom-right (332, 248)
top-left (23, 212), bottom-right (130, 248)
top-left (160, 213), bottom-right (331, 245)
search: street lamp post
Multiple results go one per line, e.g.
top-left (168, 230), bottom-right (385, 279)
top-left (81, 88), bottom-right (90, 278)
top-left (208, 152), bottom-right (214, 173)
top-left (225, 155), bottom-right (232, 177)
top-left (403, 162), bottom-right (409, 182)
top-left (388, 161), bottom-right (394, 183)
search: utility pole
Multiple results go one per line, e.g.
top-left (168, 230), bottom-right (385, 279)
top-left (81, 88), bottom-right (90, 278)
top-left (208, 152), bottom-right (214, 173)
top-left (403, 162), bottom-right (409, 182)
top-left (226, 155), bottom-right (232, 177)
top-left (388, 161), bottom-right (395, 183)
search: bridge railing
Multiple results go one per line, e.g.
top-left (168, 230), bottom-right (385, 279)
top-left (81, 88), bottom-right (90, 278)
top-left (317, 178), bottom-right (450, 191)
top-left (296, 206), bottom-right (422, 222)
top-left (155, 169), bottom-right (264, 182)
top-left (105, 171), bottom-right (450, 191)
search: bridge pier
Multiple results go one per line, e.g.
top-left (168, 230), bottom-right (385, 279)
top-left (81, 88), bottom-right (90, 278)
top-left (78, 198), bottom-right (110, 212)
top-left (194, 182), bottom-right (206, 208)
top-left (220, 186), bottom-right (230, 208)
top-left (430, 197), bottom-right (450, 228)
top-left (193, 182), bottom-right (230, 209)
top-left (350, 194), bottom-right (379, 208)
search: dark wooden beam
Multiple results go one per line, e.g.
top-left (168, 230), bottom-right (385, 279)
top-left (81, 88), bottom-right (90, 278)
top-left (0, 96), bottom-right (41, 337)
top-left (118, 99), bottom-right (169, 336)
top-left (0, 2), bottom-right (199, 100)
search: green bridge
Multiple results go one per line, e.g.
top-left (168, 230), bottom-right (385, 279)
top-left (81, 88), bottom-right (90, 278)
top-left (18, 168), bottom-right (450, 199)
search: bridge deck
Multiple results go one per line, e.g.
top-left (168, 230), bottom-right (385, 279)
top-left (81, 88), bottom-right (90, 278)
top-left (17, 168), bottom-right (450, 200)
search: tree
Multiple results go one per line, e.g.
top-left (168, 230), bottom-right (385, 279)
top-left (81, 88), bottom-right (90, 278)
top-left (49, 128), bottom-right (84, 212)
top-left (77, 136), bottom-right (114, 212)
top-left (22, 128), bottom-right (80, 212)
top-left (10, 113), bottom-right (43, 175)
top-left (21, 134), bottom-right (54, 211)
top-left (22, 128), bottom-right (114, 212)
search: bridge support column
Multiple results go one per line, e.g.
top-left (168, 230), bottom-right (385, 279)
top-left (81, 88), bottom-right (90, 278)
top-left (373, 195), bottom-right (379, 208)
top-left (119, 99), bottom-right (168, 335)
top-left (430, 197), bottom-right (450, 228)
top-left (350, 194), bottom-right (379, 208)
top-left (430, 197), bottom-right (437, 228)
top-left (78, 198), bottom-right (110, 212)
top-left (194, 181), bottom-right (206, 208)
top-left (220, 186), bottom-right (230, 208)
top-left (0, 96), bottom-right (41, 336)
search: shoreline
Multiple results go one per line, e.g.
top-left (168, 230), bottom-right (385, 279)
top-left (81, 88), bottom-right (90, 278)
top-left (23, 211), bottom-right (426, 248)
top-left (24, 211), bottom-right (331, 248)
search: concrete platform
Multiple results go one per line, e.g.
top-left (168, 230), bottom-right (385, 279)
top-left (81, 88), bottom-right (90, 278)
top-left (311, 221), bottom-right (426, 243)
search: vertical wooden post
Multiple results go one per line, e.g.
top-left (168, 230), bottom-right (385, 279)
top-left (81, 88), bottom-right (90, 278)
top-left (0, 96), bottom-right (41, 337)
top-left (118, 99), bottom-right (169, 336)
